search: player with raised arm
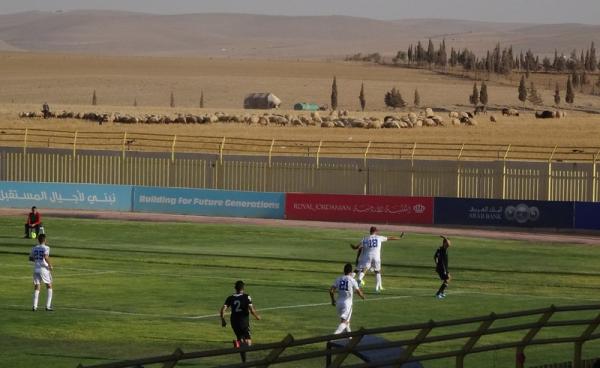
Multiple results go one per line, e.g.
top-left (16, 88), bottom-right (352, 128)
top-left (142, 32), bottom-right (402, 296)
top-left (330, 263), bottom-right (365, 335)
top-left (434, 236), bottom-right (452, 299)
top-left (350, 226), bottom-right (403, 293)
top-left (220, 280), bottom-right (261, 363)
top-left (29, 234), bottom-right (53, 311)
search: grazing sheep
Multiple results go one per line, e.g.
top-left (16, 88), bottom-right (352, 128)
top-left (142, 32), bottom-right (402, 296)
top-left (502, 108), bottom-right (520, 117)
top-left (431, 116), bottom-right (444, 126)
top-left (368, 120), bottom-right (383, 129)
top-left (535, 111), bottom-right (555, 119)
top-left (383, 120), bottom-right (401, 129)
top-left (424, 118), bottom-right (437, 127)
top-left (350, 119), bottom-right (367, 128)
top-left (249, 115), bottom-right (260, 124)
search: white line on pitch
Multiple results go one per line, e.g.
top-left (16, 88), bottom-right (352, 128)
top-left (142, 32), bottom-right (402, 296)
top-left (0, 270), bottom-right (117, 280)
top-left (2, 294), bottom-right (439, 320)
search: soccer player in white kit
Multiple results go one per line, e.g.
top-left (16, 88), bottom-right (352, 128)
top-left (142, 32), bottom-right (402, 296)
top-left (329, 263), bottom-right (365, 334)
top-left (351, 226), bottom-right (403, 293)
top-left (29, 234), bottom-right (54, 311)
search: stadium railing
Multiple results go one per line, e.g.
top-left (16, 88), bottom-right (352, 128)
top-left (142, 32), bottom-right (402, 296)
top-left (77, 304), bottom-right (600, 368)
top-left (2, 127), bottom-right (600, 163)
top-left (2, 128), bottom-right (600, 202)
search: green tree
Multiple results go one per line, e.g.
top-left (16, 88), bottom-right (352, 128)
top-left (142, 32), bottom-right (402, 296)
top-left (92, 90), bottom-right (97, 106)
top-left (554, 83), bottom-right (561, 106)
top-left (566, 76), bottom-right (575, 105)
top-left (359, 82), bottom-right (366, 111)
top-left (427, 39), bottom-right (435, 64)
top-left (384, 87), bottom-right (406, 109)
top-left (469, 82), bottom-right (479, 106)
top-left (479, 82), bottom-right (489, 107)
top-left (331, 76), bottom-right (338, 111)
top-left (518, 75), bottom-right (528, 105)
top-left (572, 72), bottom-right (580, 88)
top-left (170, 91), bottom-right (175, 108)
top-left (590, 42), bottom-right (598, 72)
top-left (413, 88), bottom-right (421, 107)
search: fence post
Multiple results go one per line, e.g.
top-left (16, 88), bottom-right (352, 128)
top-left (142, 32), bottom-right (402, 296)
top-left (502, 145), bottom-right (511, 200)
top-left (171, 135), bottom-right (177, 163)
top-left (316, 140), bottom-right (323, 168)
top-left (162, 347), bottom-right (184, 368)
top-left (573, 311), bottom-right (600, 368)
top-left (258, 334), bottom-right (294, 368)
top-left (72, 131), bottom-right (78, 157)
top-left (592, 150), bottom-right (600, 202)
top-left (456, 143), bottom-right (465, 198)
top-left (23, 128), bottom-right (28, 154)
top-left (268, 139), bottom-right (275, 168)
top-left (219, 136), bottom-right (226, 164)
top-left (411, 142), bottom-right (417, 196)
top-left (516, 306), bottom-right (556, 368)
top-left (398, 321), bottom-right (435, 365)
top-left (328, 329), bottom-right (365, 368)
top-left (547, 145), bottom-right (558, 201)
top-left (121, 132), bottom-right (127, 160)
top-left (456, 313), bottom-right (496, 368)
top-left (364, 141), bottom-right (372, 168)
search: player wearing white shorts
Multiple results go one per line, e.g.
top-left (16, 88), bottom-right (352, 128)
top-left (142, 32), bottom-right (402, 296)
top-left (29, 234), bottom-right (54, 311)
top-left (329, 263), bottom-right (365, 334)
top-left (351, 226), bottom-right (403, 293)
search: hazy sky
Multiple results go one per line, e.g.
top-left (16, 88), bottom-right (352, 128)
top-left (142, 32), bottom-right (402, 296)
top-left (1, 0), bottom-right (600, 24)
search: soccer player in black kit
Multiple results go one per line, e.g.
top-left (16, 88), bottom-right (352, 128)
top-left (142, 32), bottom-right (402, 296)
top-left (220, 280), bottom-right (261, 362)
top-left (434, 236), bottom-right (452, 299)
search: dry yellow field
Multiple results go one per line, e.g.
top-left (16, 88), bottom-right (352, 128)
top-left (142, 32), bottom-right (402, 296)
top-left (2, 52), bottom-right (600, 111)
top-left (1, 52), bottom-right (600, 150)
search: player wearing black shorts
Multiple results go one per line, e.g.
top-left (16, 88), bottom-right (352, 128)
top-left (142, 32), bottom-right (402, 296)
top-left (220, 280), bottom-right (261, 362)
top-left (434, 236), bottom-right (452, 299)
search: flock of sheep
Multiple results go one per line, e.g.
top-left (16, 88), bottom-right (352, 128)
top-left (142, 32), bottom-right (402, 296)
top-left (17, 107), bottom-right (567, 129)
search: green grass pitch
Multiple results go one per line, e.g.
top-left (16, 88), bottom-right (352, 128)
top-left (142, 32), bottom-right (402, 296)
top-left (0, 216), bottom-right (599, 367)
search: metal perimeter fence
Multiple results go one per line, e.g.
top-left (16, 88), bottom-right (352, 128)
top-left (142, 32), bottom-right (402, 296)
top-left (0, 128), bottom-right (599, 201)
top-left (76, 304), bottom-right (600, 368)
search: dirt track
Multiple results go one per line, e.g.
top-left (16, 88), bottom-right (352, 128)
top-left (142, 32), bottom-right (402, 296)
top-left (2, 208), bottom-right (599, 245)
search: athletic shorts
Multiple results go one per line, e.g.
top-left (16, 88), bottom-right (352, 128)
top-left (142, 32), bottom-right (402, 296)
top-left (231, 318), bottom-right (251, 340)
top-left (437, 270), bottom-right (449, 281)
top-left (337, 302), bottom-right (353, 321)
top-left (358, 255), bottom-right (381, 272)
top-left (33, 268), bottom-right (52, 285)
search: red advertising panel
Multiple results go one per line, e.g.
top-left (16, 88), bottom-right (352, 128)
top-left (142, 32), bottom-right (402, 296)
top-left (286, 193), bottom-right (434, 225)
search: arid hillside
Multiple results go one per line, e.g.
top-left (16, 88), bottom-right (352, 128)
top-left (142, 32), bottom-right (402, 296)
top-left (1, 52), bottom-right (599, 112)
top-left (1, 11), bottom-right (599, 58)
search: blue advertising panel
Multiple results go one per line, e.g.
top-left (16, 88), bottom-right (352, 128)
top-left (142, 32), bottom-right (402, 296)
top-left (434, 198), bottom-right (574, 228)
top-left (133, 186), bottom-right (285, 219)
top-left (0, 181), bottom-right (133, 211)
top-left (574, 202), bottom-right (600, 230)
